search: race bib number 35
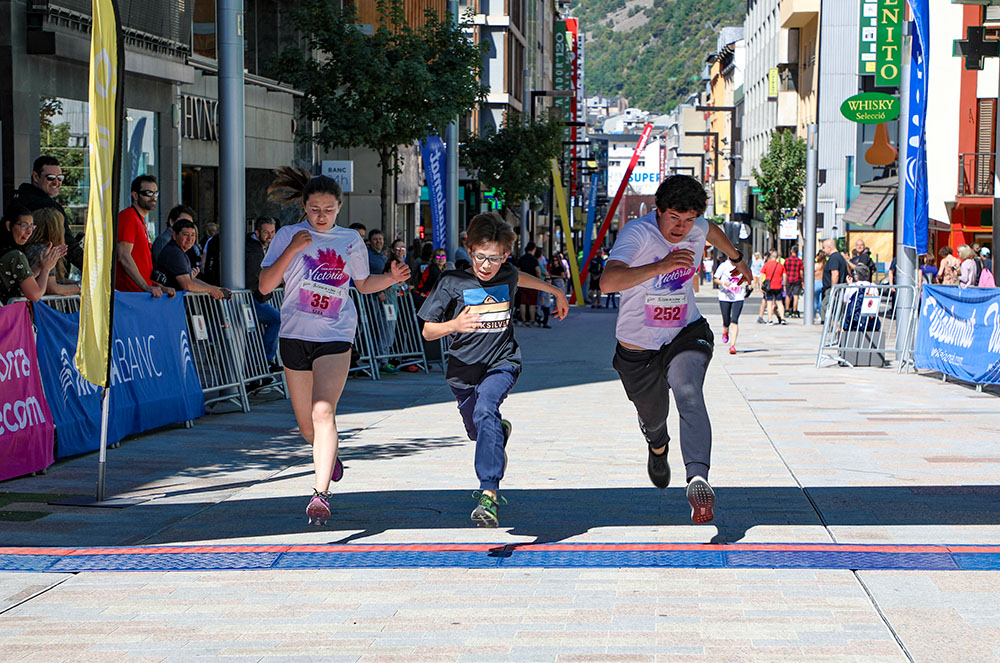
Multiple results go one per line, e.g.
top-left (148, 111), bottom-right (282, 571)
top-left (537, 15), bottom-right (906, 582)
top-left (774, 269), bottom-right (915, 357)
top-left (297, 280), bottom-right (347, 318)
top-left (644, 293), bottom-right (687, 328)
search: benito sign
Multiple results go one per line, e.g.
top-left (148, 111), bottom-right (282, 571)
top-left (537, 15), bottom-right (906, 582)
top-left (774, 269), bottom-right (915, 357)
top-left (840, 92), bottom-right (900, 124)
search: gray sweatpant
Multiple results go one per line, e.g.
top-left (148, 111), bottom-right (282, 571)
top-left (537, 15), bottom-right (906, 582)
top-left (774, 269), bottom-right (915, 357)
top-left (612, 318), bottom-right (714, 481)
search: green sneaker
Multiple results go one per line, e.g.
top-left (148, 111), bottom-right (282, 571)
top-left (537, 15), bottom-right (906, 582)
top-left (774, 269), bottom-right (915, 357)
top-left (470, 491), bottom-right (506, 528)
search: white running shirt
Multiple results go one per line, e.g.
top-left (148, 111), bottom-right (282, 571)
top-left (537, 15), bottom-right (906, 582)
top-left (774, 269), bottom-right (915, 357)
top-left (714, 260), bottom-right (746, 302)
top-left (608, 211), bottom-right (709, 350)
top-left (261, 221), bottom-right (369, 343)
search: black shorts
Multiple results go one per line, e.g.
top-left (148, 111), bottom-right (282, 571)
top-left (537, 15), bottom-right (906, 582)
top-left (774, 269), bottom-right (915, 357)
top-left (279, 338), bottom-right (352, 371)
top-left (787, 281), bottom-right (803, 296)
top-left (764, 288), bottom-right (783, 301)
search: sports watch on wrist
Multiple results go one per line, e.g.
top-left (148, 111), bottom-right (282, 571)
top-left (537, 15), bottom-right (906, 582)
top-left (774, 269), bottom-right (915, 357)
top-left (730, 249), bottom-right (744, 264)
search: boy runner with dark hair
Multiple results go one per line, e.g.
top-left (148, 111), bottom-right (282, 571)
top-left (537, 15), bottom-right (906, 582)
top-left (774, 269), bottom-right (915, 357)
top-left (600, 175), bottom-right (751, 524)
top-left (419, 212), bottom-right (569, 527)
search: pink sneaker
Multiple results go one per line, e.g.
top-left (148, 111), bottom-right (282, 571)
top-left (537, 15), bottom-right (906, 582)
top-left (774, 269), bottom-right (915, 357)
top-left (729, 345), bottom-right (736, 355)
top-left (332, 456), bottom-right (344, 482)
top-left (306, 490), bottom-right (331, 525)
top-left (722, 332), bottom-right (729, 344)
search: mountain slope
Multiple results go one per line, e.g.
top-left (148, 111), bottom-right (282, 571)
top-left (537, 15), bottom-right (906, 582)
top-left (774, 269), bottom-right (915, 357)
top-left (571, 0), bottom-right (745, 113)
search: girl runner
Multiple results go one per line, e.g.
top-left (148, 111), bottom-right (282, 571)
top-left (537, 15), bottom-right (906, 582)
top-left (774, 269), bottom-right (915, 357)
top-left (258, 169), bottom-right (410, 524)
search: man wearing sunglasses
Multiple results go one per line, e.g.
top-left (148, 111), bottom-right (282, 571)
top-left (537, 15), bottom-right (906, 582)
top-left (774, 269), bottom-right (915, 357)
top-left (14, 155), bottom-right (84, 270)
top-left (115, 175), bottom-right (173, 297)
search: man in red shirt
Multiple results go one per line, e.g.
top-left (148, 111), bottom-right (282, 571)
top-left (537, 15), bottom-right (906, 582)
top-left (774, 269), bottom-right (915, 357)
top-left (760, 249), bottom-right (786, 325)
top-left (115, 175), bottom-right (173, 297)
top-left (783, 246), bottom-right (804, 318)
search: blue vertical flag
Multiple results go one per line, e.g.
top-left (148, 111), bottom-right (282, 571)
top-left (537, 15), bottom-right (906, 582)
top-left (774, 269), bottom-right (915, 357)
top-left (904, 0), bottom-right (929, 255)
top-left (420, 135), bottom-right (447, 251)
top-left (582, 172), bottom-right (599, 268)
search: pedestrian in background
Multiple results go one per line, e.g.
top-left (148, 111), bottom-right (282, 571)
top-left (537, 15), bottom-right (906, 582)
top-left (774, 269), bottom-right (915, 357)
top-left (938, 246), bottom-right (960, 285)
top-left (958, 244), bottom-right (977, 288)
top-left (813, 251), bottom-right (826, 320)
top-left (783, 246), bottom-right (804, 318)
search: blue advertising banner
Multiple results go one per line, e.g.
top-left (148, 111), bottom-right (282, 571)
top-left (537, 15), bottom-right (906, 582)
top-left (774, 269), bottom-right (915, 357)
top-left (34, 293), bottom-right (205, 457)
top-left (421, 135), bottom-right (447, 250)
top-left (34, 303), bottom-right (101, 458)
top-left (914, 285), bottom-right (1000, 385)
top-left (903, 0), bottom-right (929, 255)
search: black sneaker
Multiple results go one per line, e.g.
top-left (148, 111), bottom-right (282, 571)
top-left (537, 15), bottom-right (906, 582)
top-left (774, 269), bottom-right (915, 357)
top-left (686, 476), bottom-right (715, 524)
top-left (501, 419), bottom-right (512, 473)
top-left (647, 447), bottom-right (670, 489)
top-left (471, 491), bottom-right (505, 528)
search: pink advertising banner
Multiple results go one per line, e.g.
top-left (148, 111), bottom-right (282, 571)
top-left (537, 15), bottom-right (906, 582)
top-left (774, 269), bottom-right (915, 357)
top-left (0, 302), bottom-right (55, 480)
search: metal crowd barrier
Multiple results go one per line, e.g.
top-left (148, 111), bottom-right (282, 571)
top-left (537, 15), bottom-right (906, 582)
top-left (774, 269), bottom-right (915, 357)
top-left (816, 283), bottom-right (918, 371)
top-left (356, 288), bottom-right (429, 376)
top-left (224, 290), bottom-right (288, 398)
top-left (6, 294), bottom-right (81, 314)
top-left (183, 292), bottom-right (251, 411)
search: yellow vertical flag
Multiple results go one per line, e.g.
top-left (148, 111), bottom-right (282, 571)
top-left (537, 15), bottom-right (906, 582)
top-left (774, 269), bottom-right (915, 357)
top-left (550, 159), bottom-right (585, 306)
top-left (76, 0), bottom-right (122, 387)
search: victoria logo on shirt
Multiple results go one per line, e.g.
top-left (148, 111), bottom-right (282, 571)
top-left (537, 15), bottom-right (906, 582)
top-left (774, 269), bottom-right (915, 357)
top-left (463, 285), bottom-right (510, 333)
top-left (303, 248), bottom-right (349, 286)
top-left (652, 252), bottom-right (696, 292)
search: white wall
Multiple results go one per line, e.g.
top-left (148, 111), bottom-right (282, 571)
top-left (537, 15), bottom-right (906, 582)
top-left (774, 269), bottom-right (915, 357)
top-left (927, 3), bottom-right (963, 225)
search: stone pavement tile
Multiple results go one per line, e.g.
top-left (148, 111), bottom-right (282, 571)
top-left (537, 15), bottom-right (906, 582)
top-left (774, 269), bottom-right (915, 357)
top-left (859, 570), bottom-right (1000, 663)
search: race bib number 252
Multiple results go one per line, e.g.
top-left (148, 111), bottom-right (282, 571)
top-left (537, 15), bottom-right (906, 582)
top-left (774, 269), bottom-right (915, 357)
top-left (644, 293), bottom-right (687, 328)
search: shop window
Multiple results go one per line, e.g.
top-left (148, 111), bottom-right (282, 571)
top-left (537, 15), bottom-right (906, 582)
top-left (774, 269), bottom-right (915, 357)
top-left (39, 98), bottom-right (160, 233)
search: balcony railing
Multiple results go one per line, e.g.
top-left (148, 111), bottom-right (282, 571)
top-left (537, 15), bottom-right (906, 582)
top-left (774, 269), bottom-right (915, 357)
top-left (958, 152), bottom-right (995, 197)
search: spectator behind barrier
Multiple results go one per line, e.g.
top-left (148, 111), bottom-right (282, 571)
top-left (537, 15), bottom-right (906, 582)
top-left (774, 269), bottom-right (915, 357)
top-left (842, 263), bottom-right (881, 332)
top-left (154, 218), bottom-right (229, 299)
top-left (23, 207), bottom-right (80, 296)
top-left (153, 204), bottom-right (196, 263)
top-left (348, 222), bottom-right (367, 241)
top-left (246, 216), bottom-right (280, 366)
top-left (0, 202), bottom-right (67, 303)
top-left (116, 174), bottom-right (174, 297)
top-left (13, 155), bottom-right (84, 271)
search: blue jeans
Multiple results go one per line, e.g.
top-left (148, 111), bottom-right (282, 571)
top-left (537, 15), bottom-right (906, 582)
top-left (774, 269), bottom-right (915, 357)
top-left (449, 366), bottom-right (519, 490)
top-left (253, 299), bottom-right (280, 363)
top-left (814, 282), bottom-right (823, 315)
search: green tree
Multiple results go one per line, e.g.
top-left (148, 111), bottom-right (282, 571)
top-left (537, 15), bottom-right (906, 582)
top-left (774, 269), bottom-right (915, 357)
top-left (752, 130), bottom-right (807, 236)
top-left (461, 112), bottom-right (563, 213)
top-left (276, 0), bottom-right (486, 237)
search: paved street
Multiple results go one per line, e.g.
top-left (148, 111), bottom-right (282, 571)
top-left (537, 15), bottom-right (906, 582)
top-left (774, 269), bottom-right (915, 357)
top-left (1, 293), bottom-right (999, 662)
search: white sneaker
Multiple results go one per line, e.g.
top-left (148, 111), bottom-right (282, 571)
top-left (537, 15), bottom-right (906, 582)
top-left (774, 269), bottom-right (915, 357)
top-left (686, 476), bottom-right (715, 524)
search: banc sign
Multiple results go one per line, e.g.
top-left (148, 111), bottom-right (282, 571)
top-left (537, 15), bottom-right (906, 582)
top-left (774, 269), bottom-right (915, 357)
top-left (182, 94), bottom-right (219, 142)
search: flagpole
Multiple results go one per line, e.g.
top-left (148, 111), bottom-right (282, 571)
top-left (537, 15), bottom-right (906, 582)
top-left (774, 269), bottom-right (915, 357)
top-left (94, 0), bottom-right (126, 503)
top-left (60, 0), bottom-right (142, 508)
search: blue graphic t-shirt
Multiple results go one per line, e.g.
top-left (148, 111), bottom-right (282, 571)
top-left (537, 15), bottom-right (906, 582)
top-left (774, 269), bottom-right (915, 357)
top-left (418, 262), bottom-right (520, 388)
top-left (607, 210), bottom-right (709, 350)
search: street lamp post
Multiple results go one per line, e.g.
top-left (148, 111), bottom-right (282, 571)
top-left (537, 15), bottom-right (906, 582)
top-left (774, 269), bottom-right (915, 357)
top-left (697, 105), bottom-right (739, 222)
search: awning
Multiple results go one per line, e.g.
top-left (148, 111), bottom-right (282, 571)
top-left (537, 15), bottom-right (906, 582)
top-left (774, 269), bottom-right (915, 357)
top-left (843, 176), bottom-right (897, 227)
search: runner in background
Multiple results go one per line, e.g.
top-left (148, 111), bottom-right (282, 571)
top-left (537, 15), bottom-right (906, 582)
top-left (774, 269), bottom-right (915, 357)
top-left (258, 168), bottom-right (410, 525)
top-left (600, 175), bottom-right (751, 524)
top-left (713, 255), bottom-right (745, 355)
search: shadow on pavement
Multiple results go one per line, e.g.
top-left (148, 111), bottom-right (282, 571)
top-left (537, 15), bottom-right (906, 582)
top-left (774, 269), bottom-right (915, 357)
top-left (129, 484), bottom-right (1000, 547)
